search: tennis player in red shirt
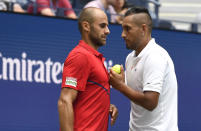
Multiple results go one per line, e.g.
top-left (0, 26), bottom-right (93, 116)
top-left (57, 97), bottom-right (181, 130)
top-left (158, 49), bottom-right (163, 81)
top-left (58, 7), bottom-right (118, 131)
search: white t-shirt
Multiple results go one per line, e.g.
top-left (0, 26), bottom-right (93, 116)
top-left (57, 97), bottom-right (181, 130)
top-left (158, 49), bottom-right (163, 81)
top-left (83, 0), bottom-right (117, 23)
top-left (125, 38), bottom-right (178, 131)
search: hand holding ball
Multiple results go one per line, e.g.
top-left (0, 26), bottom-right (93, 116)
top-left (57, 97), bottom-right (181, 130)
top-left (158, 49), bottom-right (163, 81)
top-left (111, 64), bottom-right (121, 74)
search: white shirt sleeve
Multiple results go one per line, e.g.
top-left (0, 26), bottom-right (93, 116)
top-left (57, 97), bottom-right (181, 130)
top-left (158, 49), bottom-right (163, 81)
top-left (143, 52), bottom-right (167, 93)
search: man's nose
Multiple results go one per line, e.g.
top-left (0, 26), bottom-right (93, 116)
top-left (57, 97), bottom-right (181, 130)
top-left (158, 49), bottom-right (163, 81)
top-left (105, 26), bottom-right (110, 35)
top-left (121, 31), bottom-right (126, 38)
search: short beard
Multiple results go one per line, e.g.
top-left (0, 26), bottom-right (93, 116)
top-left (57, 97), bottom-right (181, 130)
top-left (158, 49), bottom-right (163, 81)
top-left (89, 26), bottom-right (105, 47)
top-left (125, 42), bottom-right (136, 50)
top-left (126, 44), bottom-right (130, 50)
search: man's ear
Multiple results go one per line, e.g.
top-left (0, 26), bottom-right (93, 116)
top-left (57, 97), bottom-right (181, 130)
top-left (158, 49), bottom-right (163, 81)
top-left (141, 24), bottom-right (147, 36)
top-left (82, 21), bottom-right (90, 32)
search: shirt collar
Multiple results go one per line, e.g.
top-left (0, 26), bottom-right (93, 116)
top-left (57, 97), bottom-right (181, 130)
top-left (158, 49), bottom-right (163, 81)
top-left (78, 40), bottom-right (103, 58)
top-left (132, 38), bottom-right (155, 58)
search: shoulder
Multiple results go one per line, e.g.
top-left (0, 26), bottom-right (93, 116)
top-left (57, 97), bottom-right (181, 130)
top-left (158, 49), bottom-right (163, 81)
top-left (64, 52), bottom-right (90, 71)
top-left (143, 43), bottom-right (173, 71)
top-left (65, 46), bottom-right (89, 63)
top-left (152, 43), bottom-right (175, 70)
top-left (148, 42), bottom-right (170, 61)
top-left (69, 46), bottom-right (89, 57)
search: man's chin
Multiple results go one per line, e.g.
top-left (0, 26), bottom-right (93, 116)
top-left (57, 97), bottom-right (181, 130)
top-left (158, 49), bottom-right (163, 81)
top-left (102, 41), bottom-right (106, 45)
top-left (101, 39), bottom-right (107, 44)
top-left (126, 44), bottom-right (132, 50)
top-left (100, 43), bottom-right (106, 47)
top-left (96, 41), bottom-right (105, 47)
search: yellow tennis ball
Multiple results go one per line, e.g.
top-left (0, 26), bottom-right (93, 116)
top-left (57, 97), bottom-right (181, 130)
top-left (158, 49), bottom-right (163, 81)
top-left (112, 64), bottom-right (121, 74)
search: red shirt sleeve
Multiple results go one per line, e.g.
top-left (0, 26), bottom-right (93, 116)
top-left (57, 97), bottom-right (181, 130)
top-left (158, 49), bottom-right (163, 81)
top-left (36, 0), bottom-right (50, 13)
top-left (61, 52), bottom-right (90, 91)
top-left (59, 0), bottom-right (74, 16)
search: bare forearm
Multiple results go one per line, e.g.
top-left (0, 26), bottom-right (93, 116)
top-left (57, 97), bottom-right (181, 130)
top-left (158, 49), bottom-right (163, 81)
top-left (117, 83), bottom-right (158, 111)
top-left (58, 100), bottom-right (74, 131)
top-left (41, 8), bottom-right (55, 16)
top-left (118, 83), bottom-right (145, 105)
top-left (109, 68), bottom-right (158, 110)
top-left (66, 13), bottom-right (77, 19)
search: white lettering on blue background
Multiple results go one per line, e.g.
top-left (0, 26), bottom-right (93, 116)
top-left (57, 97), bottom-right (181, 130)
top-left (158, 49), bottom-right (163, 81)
top-left (0, 52), bottom-right (114, 85)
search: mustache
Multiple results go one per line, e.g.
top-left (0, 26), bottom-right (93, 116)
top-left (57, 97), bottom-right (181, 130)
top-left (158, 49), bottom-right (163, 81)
top-left (101, 35), bottom-right (107, 39)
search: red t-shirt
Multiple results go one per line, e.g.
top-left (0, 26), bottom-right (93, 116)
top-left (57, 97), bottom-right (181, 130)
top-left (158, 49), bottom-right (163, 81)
top-left (62, 40), bottom-right (110, 131)
top-left (28, 0), bottom-right (74, 16)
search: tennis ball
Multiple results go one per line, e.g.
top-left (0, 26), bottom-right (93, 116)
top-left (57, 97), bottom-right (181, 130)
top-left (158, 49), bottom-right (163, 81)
top-left (112, 64), bottom-right (121, 74)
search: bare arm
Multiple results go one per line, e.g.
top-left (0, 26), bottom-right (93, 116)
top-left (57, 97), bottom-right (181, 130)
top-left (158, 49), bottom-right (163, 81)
top-left (114, 82), bottom-right (159, 111)
top-left (13, 4), bottom-right (26, 13)
top-left (109, 67), bottom-right (159, 111)
top-left (58, 87), bottom-right (78, 131)
top-left (66, 12), bottom-right (77, 19)
top-left (40, 8), bottom-right (55, 16)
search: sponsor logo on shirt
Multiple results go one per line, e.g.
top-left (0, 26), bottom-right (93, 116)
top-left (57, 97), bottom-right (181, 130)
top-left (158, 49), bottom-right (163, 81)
top-left (65, 77), bottom-right (77, 87)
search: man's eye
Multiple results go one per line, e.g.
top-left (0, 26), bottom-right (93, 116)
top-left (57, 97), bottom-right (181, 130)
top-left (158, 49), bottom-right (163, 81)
top-left (125, 26), bottom-right (130, 31)
top-left (100, 24), bottom-right (106, 28)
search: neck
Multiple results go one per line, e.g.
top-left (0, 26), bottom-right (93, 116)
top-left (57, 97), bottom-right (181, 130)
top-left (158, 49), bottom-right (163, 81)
top-left (135, 36), bottom-right (151, 56)
top-left (82, 36), bottom-right (99, 50)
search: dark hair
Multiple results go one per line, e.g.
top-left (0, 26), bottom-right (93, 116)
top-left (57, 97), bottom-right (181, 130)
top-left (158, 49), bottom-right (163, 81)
top-left (78, 8), bottom-right (95, 33)
top-left (125, 7), bottom-right (152, 32)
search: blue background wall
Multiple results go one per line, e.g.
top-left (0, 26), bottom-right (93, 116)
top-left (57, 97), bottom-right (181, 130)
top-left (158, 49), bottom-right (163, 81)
top-left (0, 12), bottom-right (201, 131)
